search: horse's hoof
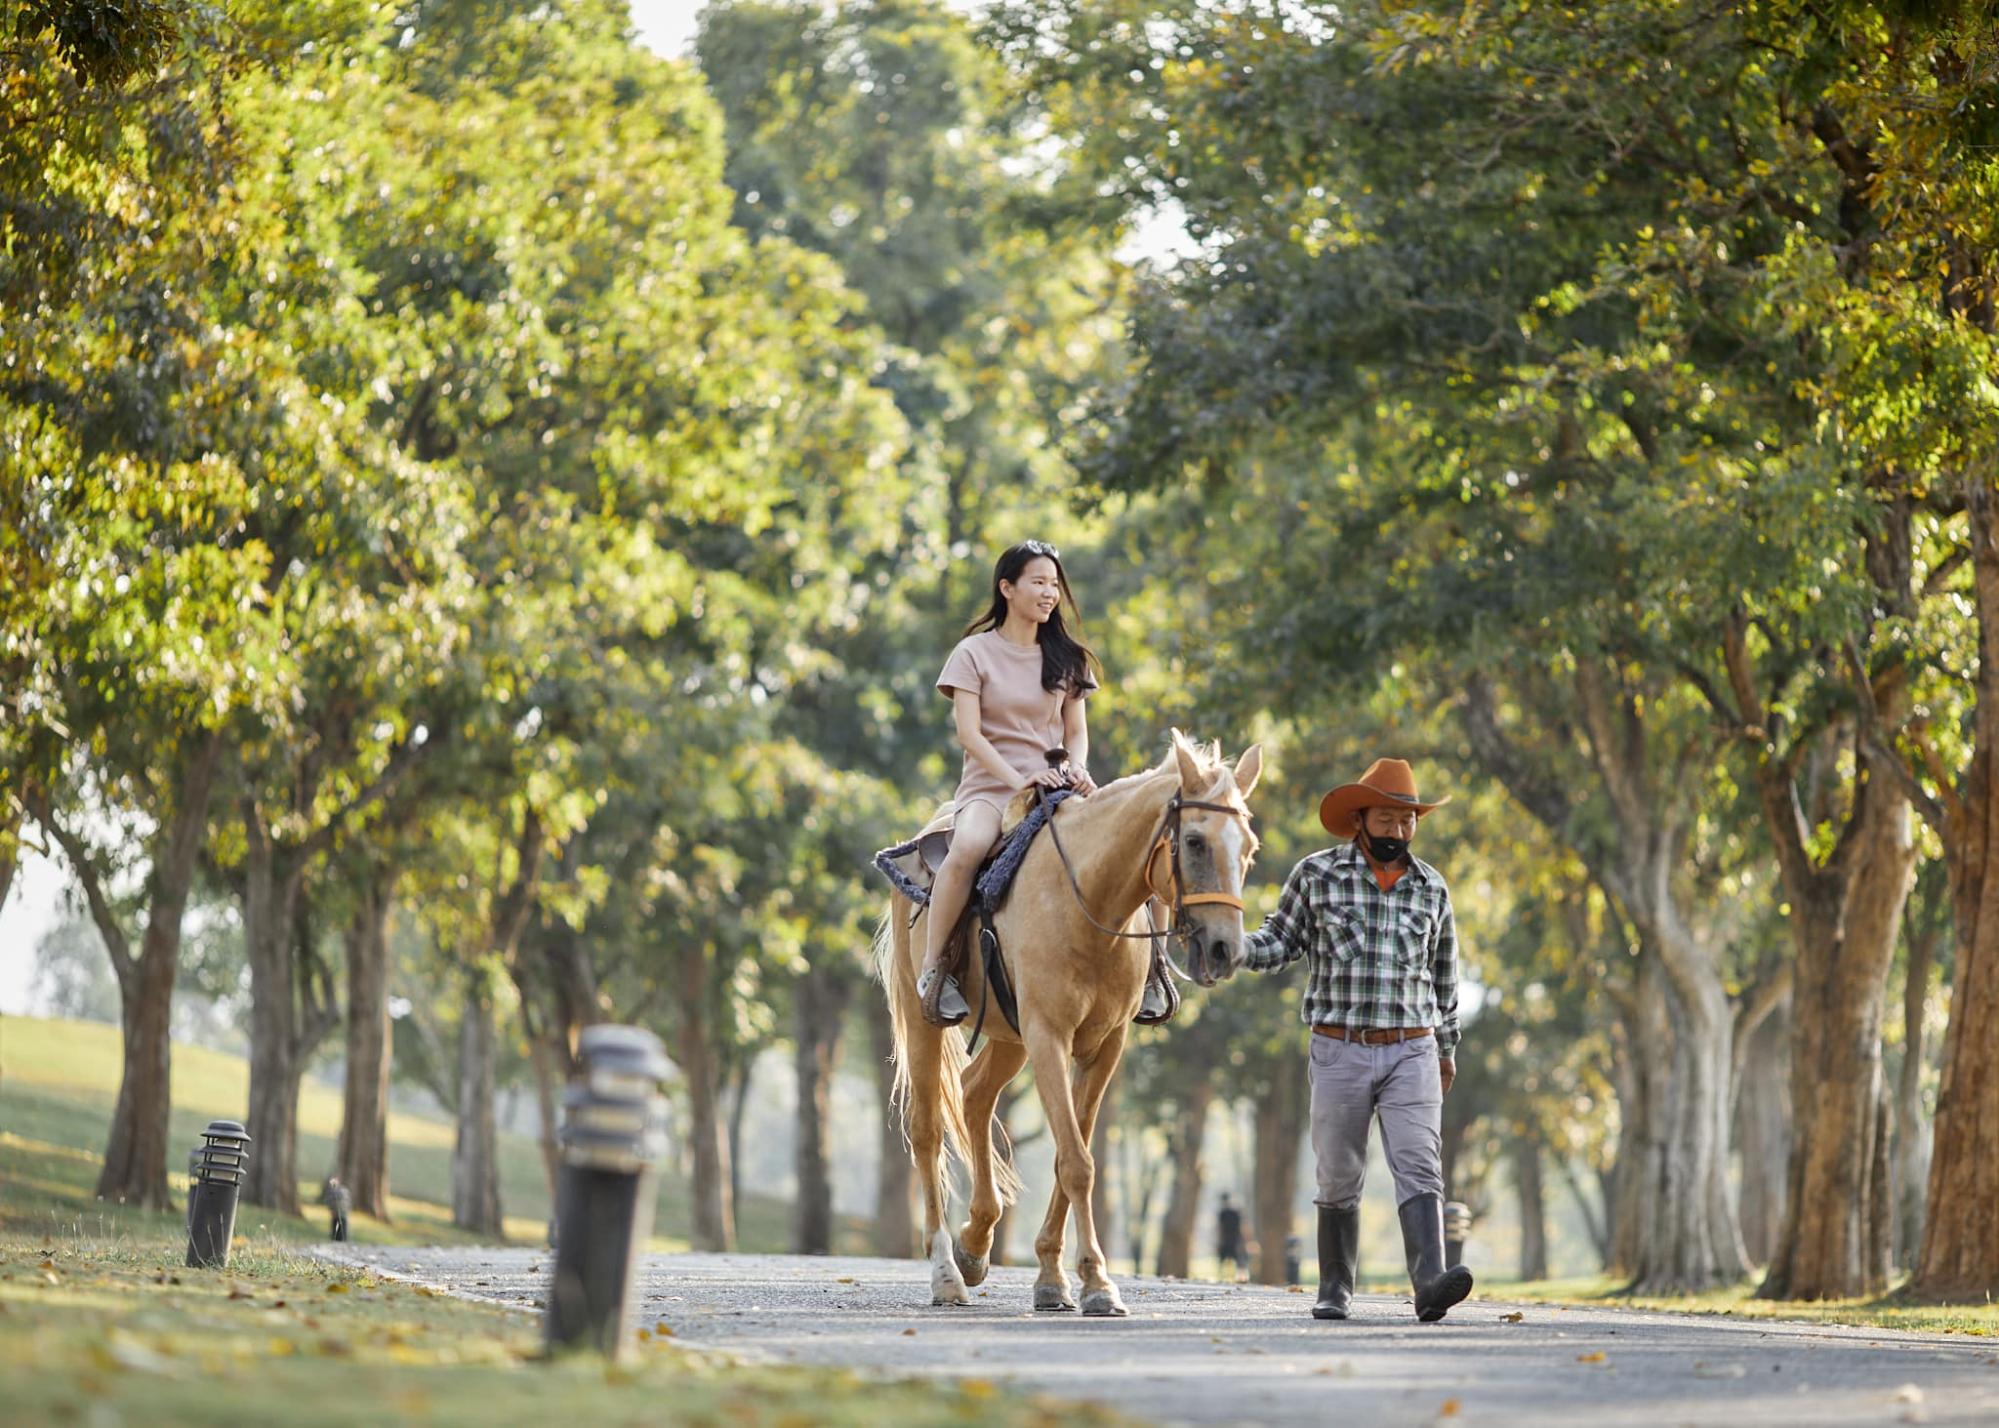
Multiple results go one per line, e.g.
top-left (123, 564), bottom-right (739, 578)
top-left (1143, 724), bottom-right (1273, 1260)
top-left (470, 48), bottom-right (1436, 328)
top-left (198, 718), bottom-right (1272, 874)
top-left (1080, 1288), bottom-right (1128, 1317)
top-left (931, 1290), bottom-right (972, 1307)
top-left (1033, 1284), bottom-right (1077, 1312)
top-left (952, 1240), bottom-right (990, 1288)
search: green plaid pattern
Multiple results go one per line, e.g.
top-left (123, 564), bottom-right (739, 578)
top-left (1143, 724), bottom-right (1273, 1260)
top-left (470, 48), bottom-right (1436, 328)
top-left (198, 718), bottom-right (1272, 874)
top-left (1244, 842), bottom-right (1461, 1056)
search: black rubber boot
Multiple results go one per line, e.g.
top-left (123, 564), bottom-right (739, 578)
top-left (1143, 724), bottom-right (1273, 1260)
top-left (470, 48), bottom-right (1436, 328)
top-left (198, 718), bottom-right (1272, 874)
top-left (1312, 1204), bottom-right (1359, 1320)
top-left (1398, 1192), bottom-right (1473, 1322)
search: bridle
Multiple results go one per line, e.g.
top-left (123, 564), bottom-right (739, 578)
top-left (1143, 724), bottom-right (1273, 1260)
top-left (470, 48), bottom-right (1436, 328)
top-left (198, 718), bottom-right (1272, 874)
top-left (1043, 787), bottom-right (1252, 944)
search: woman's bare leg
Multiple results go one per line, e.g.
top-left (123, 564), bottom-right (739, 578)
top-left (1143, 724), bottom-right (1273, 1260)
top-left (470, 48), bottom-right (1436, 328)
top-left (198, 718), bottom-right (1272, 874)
top-left (919, 800), bottom-right (1003, 984)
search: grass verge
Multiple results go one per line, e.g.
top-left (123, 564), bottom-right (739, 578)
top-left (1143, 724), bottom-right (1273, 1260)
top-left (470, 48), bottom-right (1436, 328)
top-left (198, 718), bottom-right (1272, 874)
top-left (0, 1232), bottom-right (1125, 1427)
top-left (1488, 1273), bottom-right (1999, 1337)
top-left (0, 1015), bottom-right (865, 1252)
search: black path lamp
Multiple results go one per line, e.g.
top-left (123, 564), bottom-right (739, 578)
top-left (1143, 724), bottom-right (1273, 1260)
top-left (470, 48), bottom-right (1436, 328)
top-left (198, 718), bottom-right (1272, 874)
top-left (544, 1025), bottom-right (670, 1359)
top-left (185, 1120), bottom-right (252, 1269)
top-left (1443, 1199), bottom-right (1473, 1270)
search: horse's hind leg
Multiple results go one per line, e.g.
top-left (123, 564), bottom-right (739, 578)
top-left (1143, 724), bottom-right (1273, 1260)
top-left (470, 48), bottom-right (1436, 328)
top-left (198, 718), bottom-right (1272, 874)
top-left (905, 1020), bottom-right (970, 1307)
top-left (956, 1039), bottom-right (1027, 1286)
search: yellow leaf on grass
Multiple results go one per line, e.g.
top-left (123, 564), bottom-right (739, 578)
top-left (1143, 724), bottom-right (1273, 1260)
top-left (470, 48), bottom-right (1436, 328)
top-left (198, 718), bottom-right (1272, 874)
top-left (327, 1282), bottom-right (350, 1294)
top-left (961, 1379), bottom-right (997, 1399)
top-left (266, 1338), bottom-right (296, 1357)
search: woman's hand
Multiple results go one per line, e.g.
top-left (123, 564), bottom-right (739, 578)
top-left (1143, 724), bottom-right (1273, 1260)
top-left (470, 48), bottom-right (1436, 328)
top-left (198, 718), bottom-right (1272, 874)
top-left (1065, 764), bottom-right (1097, 796)
top-left (1019, 766), bottom-right (1068, 792)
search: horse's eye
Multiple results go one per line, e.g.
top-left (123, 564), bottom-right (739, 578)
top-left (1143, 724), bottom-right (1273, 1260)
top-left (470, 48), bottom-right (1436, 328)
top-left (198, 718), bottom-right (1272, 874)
top-left (1185, 834), bottom-right (1205, 851)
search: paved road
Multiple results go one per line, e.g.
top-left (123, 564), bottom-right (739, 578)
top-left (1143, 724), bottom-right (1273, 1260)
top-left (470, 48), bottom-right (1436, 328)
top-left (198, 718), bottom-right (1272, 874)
top-left (327, 1246), bottom-right (1999, 1427)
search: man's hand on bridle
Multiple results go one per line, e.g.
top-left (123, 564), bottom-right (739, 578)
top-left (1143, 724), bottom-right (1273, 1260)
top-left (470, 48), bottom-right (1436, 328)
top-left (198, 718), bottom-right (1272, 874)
top-left (1439, 1055), bottom-right (1456, 1096)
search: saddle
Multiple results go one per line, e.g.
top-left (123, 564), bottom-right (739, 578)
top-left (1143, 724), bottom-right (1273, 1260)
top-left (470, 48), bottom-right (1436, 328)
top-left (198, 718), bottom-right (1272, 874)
top-left (871, 790), bottom-right (1178, 1038)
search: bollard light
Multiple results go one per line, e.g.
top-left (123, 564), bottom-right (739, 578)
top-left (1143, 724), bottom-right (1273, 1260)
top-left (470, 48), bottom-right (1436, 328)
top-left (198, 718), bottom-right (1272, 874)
top-left (185, 1120), bottom-right (252, 1269)
top-left (544, 1025), bottom-right (670, 1360)
top-left (1442, 1199), bottom-right (1472, 1270)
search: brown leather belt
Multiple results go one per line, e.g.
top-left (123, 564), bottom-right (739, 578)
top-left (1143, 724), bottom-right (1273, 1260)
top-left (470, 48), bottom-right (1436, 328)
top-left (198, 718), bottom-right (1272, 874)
top-left (1313, 1024), bottom-right (1433, 1045)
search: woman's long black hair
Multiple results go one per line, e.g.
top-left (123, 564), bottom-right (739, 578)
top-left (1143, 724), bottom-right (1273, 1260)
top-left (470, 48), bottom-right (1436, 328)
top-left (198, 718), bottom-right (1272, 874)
top-left (963, 539), bottom-right (1101, 696)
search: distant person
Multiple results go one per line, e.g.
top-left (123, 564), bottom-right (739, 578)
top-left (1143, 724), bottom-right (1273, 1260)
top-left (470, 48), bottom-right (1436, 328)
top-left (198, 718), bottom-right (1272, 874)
top-left (319, 1176), bottom-right (350, 1242)
top-left (1216, 1193), bottom-right (1248, 1277)
top-left (1241, 758), bottom-right (1473, 1323)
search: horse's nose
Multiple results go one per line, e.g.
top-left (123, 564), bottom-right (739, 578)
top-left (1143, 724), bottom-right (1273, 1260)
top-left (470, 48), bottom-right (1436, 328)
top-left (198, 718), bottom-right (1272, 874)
top-left (1210, 938), bottom-right (1233, 977)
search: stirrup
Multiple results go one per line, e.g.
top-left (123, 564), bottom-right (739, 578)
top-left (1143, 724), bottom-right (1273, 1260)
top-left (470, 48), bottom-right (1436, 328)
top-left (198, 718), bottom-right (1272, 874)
top-left (1132, 942), bottom-right (1180, 1026)
top-left (918, 966), bottom-right (968, 1027)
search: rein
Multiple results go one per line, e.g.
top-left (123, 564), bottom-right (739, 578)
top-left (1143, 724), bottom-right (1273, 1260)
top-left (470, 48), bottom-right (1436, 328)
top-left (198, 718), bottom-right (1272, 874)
top-left (1042, 789), bottom-right (1250, 946)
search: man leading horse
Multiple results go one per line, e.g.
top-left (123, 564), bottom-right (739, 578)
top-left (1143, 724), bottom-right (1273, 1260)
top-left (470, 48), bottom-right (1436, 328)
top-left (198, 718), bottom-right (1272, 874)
top-left (1242, 756), bottom-right (1474, 1324)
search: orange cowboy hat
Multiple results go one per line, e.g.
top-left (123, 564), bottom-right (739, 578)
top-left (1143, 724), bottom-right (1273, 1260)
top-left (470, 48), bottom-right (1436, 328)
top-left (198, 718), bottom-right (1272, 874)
top-left (1319, 758), bottom-right (1452, 837)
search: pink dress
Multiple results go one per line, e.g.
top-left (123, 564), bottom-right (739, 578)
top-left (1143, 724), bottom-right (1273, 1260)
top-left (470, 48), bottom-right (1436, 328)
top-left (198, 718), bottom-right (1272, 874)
top-left (936, 631), bottom-right (1096, 818)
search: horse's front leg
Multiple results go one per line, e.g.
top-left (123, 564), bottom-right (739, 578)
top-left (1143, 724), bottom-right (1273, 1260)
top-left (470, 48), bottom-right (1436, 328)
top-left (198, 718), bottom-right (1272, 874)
top-left (1067, 1024), bottom-right (1130, 1316)
top-left (1024, 1020), bottom-right (1092, 1313)
top-left (956, 1039), bottom-right (1027, 1287)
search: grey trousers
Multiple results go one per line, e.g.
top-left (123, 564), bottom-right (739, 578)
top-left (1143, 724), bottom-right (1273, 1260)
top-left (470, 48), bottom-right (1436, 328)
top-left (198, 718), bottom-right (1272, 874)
top-left (1307, 1032), bottom-right (1445, 1211)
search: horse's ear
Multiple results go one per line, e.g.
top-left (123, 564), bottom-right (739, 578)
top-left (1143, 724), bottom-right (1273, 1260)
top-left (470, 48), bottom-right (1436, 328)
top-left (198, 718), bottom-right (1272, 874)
top-left (1234, 744), bottom-right (1263, 798)
top-left (1171, 729), bottom-right (1203, 788)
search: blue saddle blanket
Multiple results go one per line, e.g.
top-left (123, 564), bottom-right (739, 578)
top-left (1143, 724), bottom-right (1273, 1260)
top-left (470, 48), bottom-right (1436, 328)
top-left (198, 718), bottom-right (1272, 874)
top-left (870, 788), bottom-right (1076, 915)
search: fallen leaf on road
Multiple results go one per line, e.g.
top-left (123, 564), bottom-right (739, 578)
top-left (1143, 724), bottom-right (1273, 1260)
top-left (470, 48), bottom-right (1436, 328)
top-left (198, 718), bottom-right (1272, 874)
top-left (1577, 1351), bottom-right (1606, 1364)
top-left (901, 1328), bottom-right (917, 1337)
top-left (1893, 1385), bottom-right (1925, 1404)
top-left (654, 1322), bottom-right (673, 1337)
top-left (837, 1277), bottom-right (856, 1284)
top-left (1692, 1362), bottom-right (1746, 1379)
top-left (1438, 1400), bottom-right (1461, 1418)
top-left (1500, 1312), bottom-right (1524, 1323)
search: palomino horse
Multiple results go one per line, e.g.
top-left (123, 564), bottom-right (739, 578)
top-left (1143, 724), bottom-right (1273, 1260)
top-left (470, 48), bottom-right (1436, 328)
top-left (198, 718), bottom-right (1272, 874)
top-left (876, 731), bottom-right (1262, 1315)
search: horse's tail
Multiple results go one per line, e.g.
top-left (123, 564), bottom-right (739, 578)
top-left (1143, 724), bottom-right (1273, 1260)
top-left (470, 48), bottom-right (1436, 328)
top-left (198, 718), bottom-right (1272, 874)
top-left (875, 897), bottom-right (1016, 1202)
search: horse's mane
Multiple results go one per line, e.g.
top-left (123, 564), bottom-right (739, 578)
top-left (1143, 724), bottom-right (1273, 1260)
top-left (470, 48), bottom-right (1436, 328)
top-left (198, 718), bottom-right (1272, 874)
top-left (1092, 730), bottom-right (1248, 809)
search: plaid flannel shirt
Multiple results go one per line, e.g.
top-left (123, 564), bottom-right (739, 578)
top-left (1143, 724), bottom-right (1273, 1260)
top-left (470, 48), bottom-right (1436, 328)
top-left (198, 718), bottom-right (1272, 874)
top-left (1243, 842), bottom-right (1461, 1056)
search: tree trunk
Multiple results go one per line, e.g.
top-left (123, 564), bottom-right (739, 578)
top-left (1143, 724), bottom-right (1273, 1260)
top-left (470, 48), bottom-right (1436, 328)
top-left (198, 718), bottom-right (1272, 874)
top-left (1514, 1135), bottom-right (1549, 1282)
top-left (867, 993), bottom-right (915, 1256)
top-left (794, 961), bottom-right (853, 1254)
top-left (678, 944), bottom-right (734, 1251)
top-left (1915, 801), bottom-right (1999, 1299)
top-left (1608, 943), bottom-right (1750, 1293)
top-left (1251, 1065), bottom-right (1305, 1286)
top-left (52, 732), bottom-right (222, 1208)
top-left (336, 876), bottom-right (394, 1220)
top-left (100, 943), bottom-right (178, 1207)
top-left (523, 1030), bottom-right (564, 1200)
top-left (1155, 1080), bottom-right (1213, 1279)
top-left (1561, 1157), bottom-right (1610, 1269)
top-left (1756, 758), bottom-right (1915, 1299)
top-left (1734, 1004), bottom-right (1791, 1267)
top-left (451, 971), bottom-right (503, 1235)
top-left (1894, 917), bottom-right (1938, 1268)
top-left (726, 1053), bottom-right (753, 1225)
top-left (1867, 1078), bottom-right (1894, 1290)
top-left (239, 810), bottom-right (340, 1213)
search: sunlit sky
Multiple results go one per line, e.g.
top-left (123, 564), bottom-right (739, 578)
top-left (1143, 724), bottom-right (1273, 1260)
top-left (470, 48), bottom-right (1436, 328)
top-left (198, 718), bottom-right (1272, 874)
top-left (628, 0), bottom-right (707, 57)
